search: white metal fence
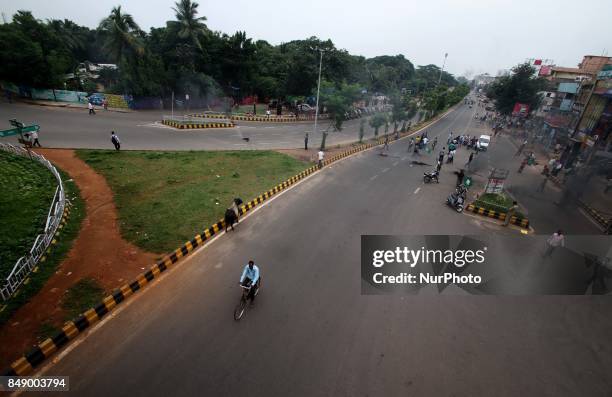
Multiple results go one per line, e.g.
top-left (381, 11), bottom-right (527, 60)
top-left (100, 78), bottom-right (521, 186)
top-left (0, 143), bottom-right (66, 301)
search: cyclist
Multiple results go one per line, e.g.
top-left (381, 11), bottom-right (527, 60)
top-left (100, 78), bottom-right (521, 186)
top-left (239, 260), bottom-right (260, 303)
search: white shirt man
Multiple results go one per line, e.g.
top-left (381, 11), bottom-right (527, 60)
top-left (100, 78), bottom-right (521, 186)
top-left (317, 150), bottom-right (324, 168)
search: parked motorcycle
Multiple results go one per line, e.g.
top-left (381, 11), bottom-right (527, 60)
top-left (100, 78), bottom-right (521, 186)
top-left (423, 170), bottom-right (439, 183)
top-left (447, 185), bottom-right (467, 213)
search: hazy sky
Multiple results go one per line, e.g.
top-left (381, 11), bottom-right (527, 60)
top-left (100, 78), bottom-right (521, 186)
top-left (2, 0), bottom-right (611, 77)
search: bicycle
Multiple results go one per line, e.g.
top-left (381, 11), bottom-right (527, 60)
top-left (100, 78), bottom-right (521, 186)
top-left (233, 278), bottom-right (261, 321)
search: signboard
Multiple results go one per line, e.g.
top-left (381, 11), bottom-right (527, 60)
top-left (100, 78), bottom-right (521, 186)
top-left (485, 179), bottom-right (505, 194)
top-left (539, 66), bottom-right (552, 76)
top-left (0, 128), bottom-right (20, 138)
top-left (1, 123), bottom-right (39, 137)
top-left (512, 103), bottom-right (530, 117)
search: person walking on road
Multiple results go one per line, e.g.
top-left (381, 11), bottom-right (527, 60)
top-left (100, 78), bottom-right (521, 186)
top-left (438, 149), bottom-right (445, 165)
top-left (466, 152), bottom-right (474, 169)
top-left (542, 230), bottom-right (565, 258)
top-left (503, 201), bottom-right (518, 226)
top-left (88, 101), bottom-right (95, 115)
top-left (31, 130), bottom-right (42, 147)
top-left (454, 169), bottom-right (465, 187)
top-left (515, 140), bottom-right (528, 157)
top-left (317, 150), bottom-right (324, 169)
top-left (111, 131), bottom-right (121, 150)
top-left (304, 133), bottom-right (309, 150)
top-left (383, 135), bottom-right (390, 151)
top-left (432, 137), bottom-right (438, 151)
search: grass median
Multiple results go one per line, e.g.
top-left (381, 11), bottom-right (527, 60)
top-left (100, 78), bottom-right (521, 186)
top-left (76, 150), bottom-right (310, 254)
top-left (0, 151), bottom-right (57, 277)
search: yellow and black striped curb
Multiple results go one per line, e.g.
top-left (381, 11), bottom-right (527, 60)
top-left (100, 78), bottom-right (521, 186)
top-left (161, 120), bottom-right (235, 129)
top-left (466, 204), bottom-right (530, 229)
top-left (578, 200), bottom-right (611, 231)
top-left (189, 113), bottom-right (315, 123)
top-left (2, 104), bottom-right (458, 376)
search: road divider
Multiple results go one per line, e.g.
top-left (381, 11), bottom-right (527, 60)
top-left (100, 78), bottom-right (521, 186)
top-left (466, 203), bottom-right (530, 229)
top-left (2, 104), bottom-right (460, 376)
top-left (161, 120), bottom-right (235, 129)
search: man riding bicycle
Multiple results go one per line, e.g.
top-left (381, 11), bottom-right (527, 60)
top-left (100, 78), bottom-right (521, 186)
top-left (239, 260), bottom-right (260, 303)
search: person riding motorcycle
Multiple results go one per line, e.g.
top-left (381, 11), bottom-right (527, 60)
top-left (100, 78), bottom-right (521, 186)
top-left (239, 260), bottom-right (260, 303)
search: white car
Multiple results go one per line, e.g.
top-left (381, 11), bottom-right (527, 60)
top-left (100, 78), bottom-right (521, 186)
top-left (477, 135), bottom-right (491, 151)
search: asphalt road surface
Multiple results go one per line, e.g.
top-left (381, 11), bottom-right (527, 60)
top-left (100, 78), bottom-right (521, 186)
top-left (35, 103), bottom-right (612, 396)
top-left (0, 102), bottom-right (392, 150)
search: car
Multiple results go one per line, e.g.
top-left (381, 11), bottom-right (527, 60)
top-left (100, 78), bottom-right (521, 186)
top-left (476, 134), bottom-right (491, 151)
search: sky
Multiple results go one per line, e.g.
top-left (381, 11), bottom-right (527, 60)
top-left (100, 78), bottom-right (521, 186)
top-left (2, 0), bottom-right (611, 77)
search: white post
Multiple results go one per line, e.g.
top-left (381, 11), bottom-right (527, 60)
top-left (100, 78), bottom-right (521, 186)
top-left (437, 53), bottom-right (448, 86)
top-left (314, 50), bottom-right (323, 138)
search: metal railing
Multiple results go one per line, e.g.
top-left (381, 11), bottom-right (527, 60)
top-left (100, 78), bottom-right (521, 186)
top-left (0, 144), bottom-right (66, 301)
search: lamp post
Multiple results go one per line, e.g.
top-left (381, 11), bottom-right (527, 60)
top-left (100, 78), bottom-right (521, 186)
top-left (313, 49), bottom-right (325, 140)
top-left (437, 53), bottom-right (448, 86)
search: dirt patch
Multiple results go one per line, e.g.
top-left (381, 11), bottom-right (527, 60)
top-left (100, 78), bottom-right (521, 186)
top-left (0, 149), bottom-right (156, 369)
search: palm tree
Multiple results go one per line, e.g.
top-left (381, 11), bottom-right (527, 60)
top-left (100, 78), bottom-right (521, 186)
top-left (172, 0), bottom-right (208, 50)
top-left (99, 6), bottom-right (143, 62)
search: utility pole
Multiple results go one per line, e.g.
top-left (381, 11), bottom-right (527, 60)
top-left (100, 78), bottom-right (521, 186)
top-left (314, 49), bottom-right (325, 142)
top-left (437, 53), bottom-right (449, 86)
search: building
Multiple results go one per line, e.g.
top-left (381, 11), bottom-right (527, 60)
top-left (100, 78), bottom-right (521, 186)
top-left (578, 55), bottom-right (612, 75)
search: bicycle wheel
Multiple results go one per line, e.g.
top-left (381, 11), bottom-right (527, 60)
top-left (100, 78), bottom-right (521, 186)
top-left (234, 296), bottom-right (247, 321)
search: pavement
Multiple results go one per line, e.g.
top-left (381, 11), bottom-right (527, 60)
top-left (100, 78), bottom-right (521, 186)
top-left (0, 101), bottom-right (401, 150)
top-left (29, 102), bottom-right (612, 396)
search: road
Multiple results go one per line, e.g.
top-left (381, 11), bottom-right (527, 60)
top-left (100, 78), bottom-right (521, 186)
top-left (34, 103), bottom-right (612, 396)
top-left (0, 102), bottom-right (389, 150)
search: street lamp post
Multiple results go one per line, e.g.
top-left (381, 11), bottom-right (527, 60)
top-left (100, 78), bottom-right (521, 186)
top-left (314, 49), bottom-right (325, 141)
top-left (437, 53), bottom-right (449, 86)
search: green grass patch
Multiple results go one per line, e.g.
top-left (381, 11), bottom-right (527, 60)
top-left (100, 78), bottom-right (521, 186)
top-left (37, 321), bottom-right (61, 343)
top-left (61, 278), bottom-right (105, 321)
top-left (0, 169), bottom-right (86, 327)
top-left (76, 150), bottom-right (309, 253)
top-left (0, 151), bottom-right (57, 277)
top-left (474, 193), bottom-right (525, 218)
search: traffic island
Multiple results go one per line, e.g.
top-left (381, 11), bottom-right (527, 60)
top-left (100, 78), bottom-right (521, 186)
top-left (161, 119), bottom-right (235, 129)
top-left (466, 203), bottom-right (530, 229)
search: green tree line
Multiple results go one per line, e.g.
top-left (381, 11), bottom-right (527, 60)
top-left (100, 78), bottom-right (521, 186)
top-left (0, 1), bottom-right (461, 101)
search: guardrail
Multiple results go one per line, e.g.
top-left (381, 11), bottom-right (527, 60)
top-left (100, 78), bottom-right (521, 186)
top-left (0, 144), bottom-right (66, 301)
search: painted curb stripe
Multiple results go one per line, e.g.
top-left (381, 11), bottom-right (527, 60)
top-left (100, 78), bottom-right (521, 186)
top-left (467, 204), bottom-right (530, 229)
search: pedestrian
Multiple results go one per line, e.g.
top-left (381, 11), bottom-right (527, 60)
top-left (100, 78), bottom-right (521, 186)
top-left (455, 169), bottom-right (465, 187)
top-left (503, 201), bottom-right (518, 226)
top-left (438, 149), bottom-right (445, 165)
top-left (436, 160), bottom-right (442, 172)
top-left (253, 103), bottom-right (256, 115)
top-left (466, 152), bottom-right (474, 167)
top-left (408, 137), bottom-right (415, 151)
top-left (111, 131), bottom-right (121, 150)
top-left (317, 149), bottom-right (324, 169)
top-left (384, 135), bottom-right (389, 151)
top-left (265, 109), bottom-right (271, 118)
top-left (304, 133), bottom-right (309, 151)
top-left (88, 101), bottom-right (95, 115)
top-left (515, 140), bottom-right (527, 156)
top-left (537, 176), bottom-right (549, 192)
top-left (31, 130), bottom-right (41, 147)
top-left (542, 230), bottom-right (565, 258)
top-left (103, 98), bottom-right (108, 110)
top-left (432, 137), bottom-right (438, 151)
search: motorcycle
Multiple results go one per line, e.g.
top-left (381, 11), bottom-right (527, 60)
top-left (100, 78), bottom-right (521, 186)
top-left (446, 185), bottom-right (467, 213)
top-left (423, 170), bottom-right (439, 183)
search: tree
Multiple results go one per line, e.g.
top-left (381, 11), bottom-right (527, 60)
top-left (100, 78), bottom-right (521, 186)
top-left (99, 6), bottom-right (143, 62)
top-left (487, 63), bottom-right (545, 115)
top-left (172, 0), bottom-right (208, 50)
top-left (369, 113), bottom-right (387, 137)
top-left (359, 118), bottom-right (366, 143)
